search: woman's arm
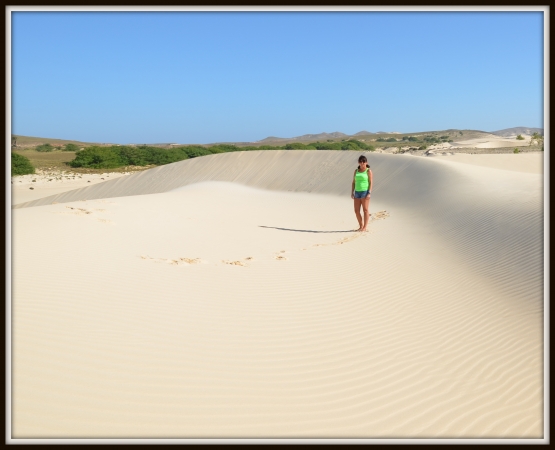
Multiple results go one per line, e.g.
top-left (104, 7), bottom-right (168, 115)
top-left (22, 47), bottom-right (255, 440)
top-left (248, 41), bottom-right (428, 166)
top-left (351, 170), bottom-right (356, 198)
top-left (369, 169), bottom-right (373, 193)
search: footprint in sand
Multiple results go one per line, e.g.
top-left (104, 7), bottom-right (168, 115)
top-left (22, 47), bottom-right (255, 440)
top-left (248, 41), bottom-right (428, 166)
top-left (274, 251), bottom-right (288, 261)
top-left (336, 234), bottom-right (362, 245)
top-left (223, 260), bottom-right (247, 267)
top-left (308, 210), bottom-right (391, 247)
top-left (171, 257), bottom-right (202, 266)
top-left (57, 206), bottom-right (93, 216)
top-left (371, 210), bottom-right (390, 221)
top-left (141, 255), bottom-right (203, 266)
top-left (222, 255), bottom-right (254, 266)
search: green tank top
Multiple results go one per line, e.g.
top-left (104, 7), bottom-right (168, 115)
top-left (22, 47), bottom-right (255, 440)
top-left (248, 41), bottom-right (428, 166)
top-left (355, 168), bottom-right (370, 191)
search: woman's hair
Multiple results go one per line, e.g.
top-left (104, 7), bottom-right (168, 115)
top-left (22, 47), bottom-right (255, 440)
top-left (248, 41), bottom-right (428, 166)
top-left (358, 155), bottom-right (370, 169)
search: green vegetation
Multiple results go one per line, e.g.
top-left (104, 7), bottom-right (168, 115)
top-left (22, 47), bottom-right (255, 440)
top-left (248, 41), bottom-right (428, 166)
top-left (63, 143), bottom-right (80, 152)
top-left (424, 135), bottom-right (443, 144)
top-left (418, 145), bottom-right (427, 150)
top-left (11, 152), bottom-right (35, 175)
top-left (35, 143), bottom-right (55, 152)
top-left (530, 132), bottom-right (543, 148)
top-left (11, 148), bottom-right (78, 171)
top-left (514, 148), bottom-right (520, 153)
top-left (516, 134), bottom-right (525, 140)
top-left (402, 136), bottom-right (418, 142)
top-left (67, 140), bottom-right (374, 169)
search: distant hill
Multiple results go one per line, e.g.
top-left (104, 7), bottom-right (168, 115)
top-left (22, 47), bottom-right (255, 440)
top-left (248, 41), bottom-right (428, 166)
top-left (490, 127), bottom-right (543, 137)
top-left (257, 131), bottom-right (347, 143)
top-left (11, 134), bottom-right (100, 149)
top-left (354, 131), bottom-right (375, 136)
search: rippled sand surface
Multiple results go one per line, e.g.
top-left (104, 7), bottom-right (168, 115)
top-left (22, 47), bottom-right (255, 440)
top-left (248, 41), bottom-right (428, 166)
top-left (12, 151), bottom-right (544, 438)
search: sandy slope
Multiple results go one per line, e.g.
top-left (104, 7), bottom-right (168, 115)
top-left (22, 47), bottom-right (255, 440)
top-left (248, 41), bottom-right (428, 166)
top-left (11, 170), bottom-right (132, 205)
top-left (11, 151), bottom-right (544, 438)
top-left (434, 152), bottom-right (544, 174)
top-left (450, 134), bottom-right (532, 148)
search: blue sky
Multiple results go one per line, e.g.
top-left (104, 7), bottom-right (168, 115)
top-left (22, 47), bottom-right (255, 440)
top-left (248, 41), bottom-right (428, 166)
top-left (11, 11), bottom-right (544, 144)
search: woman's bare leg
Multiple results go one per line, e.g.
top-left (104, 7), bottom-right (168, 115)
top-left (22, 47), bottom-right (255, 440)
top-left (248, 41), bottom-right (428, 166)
top-left (354, 198), bottom-right (363, 230)
top-left (360, 196), bottom-right (370, 231)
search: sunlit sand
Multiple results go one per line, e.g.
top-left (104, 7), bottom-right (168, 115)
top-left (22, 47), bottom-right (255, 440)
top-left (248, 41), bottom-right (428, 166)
top-left (11, 150), bottom-right (544, 438)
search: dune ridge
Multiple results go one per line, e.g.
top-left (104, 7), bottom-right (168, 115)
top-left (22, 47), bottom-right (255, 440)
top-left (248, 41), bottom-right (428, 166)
top-left (14, 151), bottom-right (543, 299)
top-left (12, 151), bottom-right (543, 438)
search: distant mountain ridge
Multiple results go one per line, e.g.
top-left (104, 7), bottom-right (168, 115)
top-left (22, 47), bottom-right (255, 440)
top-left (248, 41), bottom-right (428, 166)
top-left (15, 127), bottom-right (542, 149)
top-left (257, 131), bottom-right (348, 143)
top-left (256, 130), bottom-right (408, 143)
top-left (490, 127), bottom-right (543, 137)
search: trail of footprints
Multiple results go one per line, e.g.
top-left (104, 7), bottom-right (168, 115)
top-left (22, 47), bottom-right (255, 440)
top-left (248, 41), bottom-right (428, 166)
top-left (54, 203), bottom-right (114, 224)
top-left (140, 211), bottom-right (389, 268)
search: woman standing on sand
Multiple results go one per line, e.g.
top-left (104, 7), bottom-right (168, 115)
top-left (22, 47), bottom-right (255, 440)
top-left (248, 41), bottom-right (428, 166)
top-left (351, 155), bottom-right (373, 232)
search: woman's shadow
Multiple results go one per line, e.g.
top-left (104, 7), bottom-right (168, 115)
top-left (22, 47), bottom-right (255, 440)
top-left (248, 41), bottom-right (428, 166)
top-left (259, 226), bottom-right (355, 234)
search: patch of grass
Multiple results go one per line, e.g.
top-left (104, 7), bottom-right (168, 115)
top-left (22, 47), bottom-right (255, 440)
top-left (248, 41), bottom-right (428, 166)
top-left (514, 148), bottom-right (520, 153)
top-left (12, 149), bottom-right (78, 171)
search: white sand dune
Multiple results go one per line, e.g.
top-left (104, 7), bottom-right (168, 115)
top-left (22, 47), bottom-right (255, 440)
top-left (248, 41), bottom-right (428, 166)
top-left (437, 152), bottom-right (543, 174)
top-left (11, 170), bottom-right (131, 205)
top-left (451, 135), bottom-right (532, 148)
top-left (11, 151), bottom-right (544, 438)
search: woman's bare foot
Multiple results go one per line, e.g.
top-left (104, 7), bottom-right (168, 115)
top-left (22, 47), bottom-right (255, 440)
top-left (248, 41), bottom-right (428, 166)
top-left (360, 227), bottom-right (368, 232)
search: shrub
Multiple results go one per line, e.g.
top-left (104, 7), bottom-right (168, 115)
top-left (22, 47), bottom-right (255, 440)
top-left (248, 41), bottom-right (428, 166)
top-left (117, 146), bottom-right (149, 166)
top-left (516, 134), bottom-right (524, 140)
top-left (284, 143), bottom-right (317, 150)
top-left (11, 152), bottom-right (35, 175)
top-left (68, 146), bottom-right (124, 168)
top-left (386, 137), bottom-right (397, 142)
top-left (252, 145), bottom-right (280, 150)
top-left (530, 132), bottom-right (544, 147)
top-left (35, 143), bottom-right (54, 152)
top-left (180, 146), bottom-right (212, 159)
top-left (63, 143), bottom-right (80, 152)
top-left (513, 148), bottom-right (520, 153)
top-left (143, 147), bottom-right (187, 165)
top-left (208, 144), bottom-right (239, 153)
top-left (418, 145), bottom-right (427, 150)
top-left (408, 136), bottom-right (418, 142)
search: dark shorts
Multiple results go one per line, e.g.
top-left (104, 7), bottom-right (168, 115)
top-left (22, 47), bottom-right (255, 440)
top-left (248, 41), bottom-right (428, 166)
top-left (354, 190), bottom-right (370, 199)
